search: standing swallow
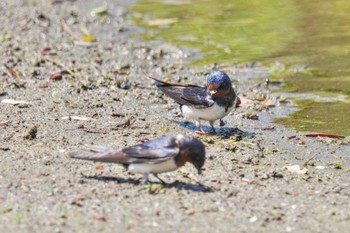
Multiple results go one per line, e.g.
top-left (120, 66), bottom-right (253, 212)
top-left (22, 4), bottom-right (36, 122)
top-left (69, 135), bottom-right (205, 183)
top-left (146, 70), bottom-right (240, 133)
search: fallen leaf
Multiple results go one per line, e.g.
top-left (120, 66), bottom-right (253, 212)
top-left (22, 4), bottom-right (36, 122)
top-left (111, 116), bottom-right (134, 129)
top-left (298, 140), bottom-right (305, 145)
top-left (82, 35), bottom-right (96, 42)
top-left (92, 214), bottom-right (108, 222)
top-left (95, 164), bottom-right (104, 170)
top-left (61, 116), bottom-right (93, 121)
top-left (90, 6), bottom-right (108, 16)
top-left (333, 163), bottom-right (342, 169)
top-left (4, 64), bottom-right (17, 78)
top-left (81, 28), bottom-right (96, 42)
top-left (306, 133), bottom-right (344, 139)
top-left (146, 18), bottom-right (178, 26)
top-left (237, 95), bottom-right (254, 108)
top-left (284, 165), bottom-right (308, 174)
top-left (263, 99), bottom-right (275, 107)
top-left (1, 99), bottom-right (32, 105)
top-left (195, 131), bottom-right (208, 135)
top-left (49, 73), bottom-right (63, 80)
top-left (0, 32), bottom-right (11, 41)
top-left (40, 47), bottom-right (51, 54)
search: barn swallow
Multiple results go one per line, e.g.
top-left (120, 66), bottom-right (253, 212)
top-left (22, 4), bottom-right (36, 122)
top-left (69, 135), bottom-right (205, 183)
top-left (146, 70), bottom-right (240, 133)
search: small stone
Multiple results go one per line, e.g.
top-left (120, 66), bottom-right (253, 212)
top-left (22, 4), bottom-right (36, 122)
top-left (249, 216), bottom-right (258, 223)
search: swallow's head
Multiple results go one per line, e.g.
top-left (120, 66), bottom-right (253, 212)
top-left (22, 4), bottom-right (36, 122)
top-left (207, 70), bottom-right (232, 97)
top-left (176, 135), bottom-right (205, 175)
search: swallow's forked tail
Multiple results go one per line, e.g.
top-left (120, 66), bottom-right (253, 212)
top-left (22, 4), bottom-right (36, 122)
top-left (144, 71), bottom-right (191, 88)
top-left (69, 145), bottom-right (122, 163)
top-left (143, 71), bottom-right (169, 85)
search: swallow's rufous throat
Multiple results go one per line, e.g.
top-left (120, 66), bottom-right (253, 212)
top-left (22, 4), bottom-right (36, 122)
top-left (69, 135), bottom-right (205, 183)
top-left (146, 70), bottom-right (240, 133)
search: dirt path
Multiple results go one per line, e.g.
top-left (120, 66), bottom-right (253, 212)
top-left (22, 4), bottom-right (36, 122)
top-left (1, 1), bottom-right (350, 232)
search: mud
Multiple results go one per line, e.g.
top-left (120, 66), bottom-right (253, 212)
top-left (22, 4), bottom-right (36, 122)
top-left (1, 1), bottom-right (350, 232)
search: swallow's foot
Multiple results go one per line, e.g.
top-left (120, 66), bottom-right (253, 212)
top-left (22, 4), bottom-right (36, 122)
top-left (219, 119), bottom-right (225, 127)
top-left (209, 121), bottom-right (217, 134)
top-left (208, 128), bottom-right (217, 135)
top-left (143, 173), bottom-right (150, 184)
top-left (153, 174), bottom-right (167, 184)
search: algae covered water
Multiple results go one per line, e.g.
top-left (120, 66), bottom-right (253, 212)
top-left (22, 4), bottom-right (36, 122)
top-left (130, 0), bottom-right (350, 135)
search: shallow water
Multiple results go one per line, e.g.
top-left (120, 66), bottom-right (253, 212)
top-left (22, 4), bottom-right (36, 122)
top-left (130, 0), bottom-right (350, 135)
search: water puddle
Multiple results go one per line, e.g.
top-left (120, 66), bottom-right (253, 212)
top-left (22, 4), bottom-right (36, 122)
top-left (130, 0), bottom-right (350, 135)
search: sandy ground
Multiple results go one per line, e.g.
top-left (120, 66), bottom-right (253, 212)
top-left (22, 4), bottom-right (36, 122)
top-left (1, 1), bottom-right (350, 232)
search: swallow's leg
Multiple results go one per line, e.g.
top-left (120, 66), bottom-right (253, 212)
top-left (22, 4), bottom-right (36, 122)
top-left (209, 121), bottom-right (216, 134)
top-left (195, 118), bottom-right (204, 132)
top-left (143, 173), bottom-right (150, 184)
top-left (153, 174), bottom-right (167, 184)
top-left (219, 119), bottom-right (225, 127)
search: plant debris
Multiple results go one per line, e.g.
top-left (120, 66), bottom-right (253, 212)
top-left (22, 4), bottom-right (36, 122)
top-left (111, 113), bottom-right (126, 117)
top-left (81, 28), bottom-right (96, 42)
top-left (61, 116), bottom-right (94, 121)
top-left (90, 6), bottom-right (108, 16)
top-left (24, 125), bottom-right (38, 140)
top-left (1, 99), bottom-right (32, 106)
top-left (111, 116), bottom-right (135, 129)
top-left (61, 19), bottom-right (80, 41)
top-left (4, 64), bottom-right (17, 78)
top-left (146, 18), bottom-right (178, 26)
top-left (305, 133), bottom-right (344, 139)
top-left (49, 72), bottom-right (63, 80)
top-left (284, 165), bottom-right (308, 174)
top-left (241, 112), bottom-right (259, 120)
top-left (43, 56), bottom-right (77, 77)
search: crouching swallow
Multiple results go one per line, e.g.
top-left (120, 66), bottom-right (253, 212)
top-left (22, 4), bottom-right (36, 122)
top-left (69, 135), bottom-right (205, 184)
top-left (146, 70), bottom-right (240, 134)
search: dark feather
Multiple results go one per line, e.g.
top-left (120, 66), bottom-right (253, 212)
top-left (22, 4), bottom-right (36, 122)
top-left (145, 73), bottom-right (214, 108)
top-left (69, 135), bottom-right (180, 165)
top-left (69, 147), bottom-right (131, 164)
top-left (121, 135), bottom-right (180, 163)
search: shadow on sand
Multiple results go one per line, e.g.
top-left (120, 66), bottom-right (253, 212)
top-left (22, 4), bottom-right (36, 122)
top-left (171, 120), bottom-right (255, 137)
top-left (82, 174), bottom-right (213, 193)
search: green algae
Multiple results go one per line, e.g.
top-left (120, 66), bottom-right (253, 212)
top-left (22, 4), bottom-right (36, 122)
top-left (273, 99), bottom-right (350, 135)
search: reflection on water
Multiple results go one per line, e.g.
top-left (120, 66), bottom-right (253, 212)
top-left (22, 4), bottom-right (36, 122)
top-left (131, 0), bottom-right (300, 64)
top-left (131, 0), bottom-right (350, 135)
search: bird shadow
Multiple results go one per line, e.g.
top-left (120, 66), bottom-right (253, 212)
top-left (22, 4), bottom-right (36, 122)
top-left (81, 174), bottom-right (213, 193)
top-left (171, 120), bottom-right (255, 137)
top-left (82, 174), bottom-right (141, 185)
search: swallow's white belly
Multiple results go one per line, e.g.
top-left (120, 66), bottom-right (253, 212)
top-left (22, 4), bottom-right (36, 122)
top-left (128, 158), bottom-right (178, 174)
top-left (182, 103), bottom-right (233, 121)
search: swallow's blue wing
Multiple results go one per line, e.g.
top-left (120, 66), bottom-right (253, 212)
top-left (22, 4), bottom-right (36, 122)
top-left (180, 87), bottom-right (214, 108)
top-left (147, 74), bottom-right (214, 108)
top-left (121, 135), bottom-right (180, 163)
top-left (69, 135), bottom-right (180, 164)
top-left (156, 83), bottom-right (214, 108)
